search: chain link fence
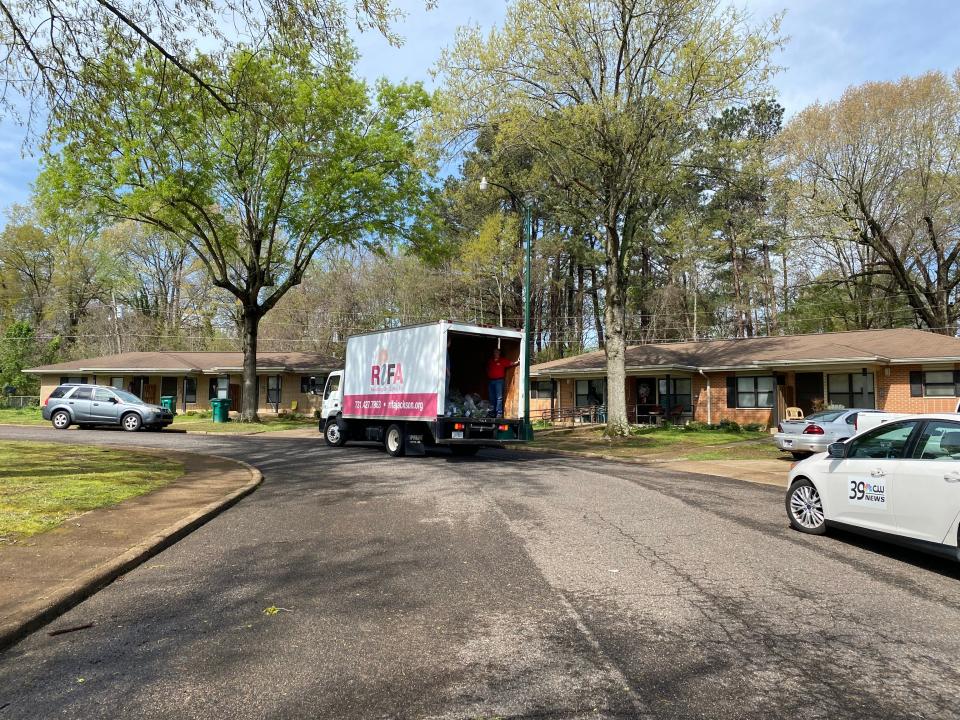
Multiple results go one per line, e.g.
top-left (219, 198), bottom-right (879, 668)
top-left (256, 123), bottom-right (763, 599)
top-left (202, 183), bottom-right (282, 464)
top-left (0, 396), bottom-right (41, 409)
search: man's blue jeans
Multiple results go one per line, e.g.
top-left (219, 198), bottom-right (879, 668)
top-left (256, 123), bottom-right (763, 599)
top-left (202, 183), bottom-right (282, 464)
top-left (488, 378), bottom-right (504, 417)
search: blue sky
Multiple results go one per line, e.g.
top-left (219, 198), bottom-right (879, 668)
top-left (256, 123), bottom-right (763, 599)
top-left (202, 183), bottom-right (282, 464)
top-left (3, 0), bottom-right (960, 212)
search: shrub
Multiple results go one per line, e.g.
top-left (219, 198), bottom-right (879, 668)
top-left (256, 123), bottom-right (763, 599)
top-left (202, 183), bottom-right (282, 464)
top-left (718, 418), bottom-right (742, 433)
top-left (683, 421), bottom-right (709, 432)
top-left (743, 422), bottom-right (764, 432)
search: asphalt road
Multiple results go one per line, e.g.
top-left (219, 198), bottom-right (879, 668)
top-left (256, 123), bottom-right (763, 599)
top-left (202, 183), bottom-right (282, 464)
top-left (1, 425), bottom-right (959, 720)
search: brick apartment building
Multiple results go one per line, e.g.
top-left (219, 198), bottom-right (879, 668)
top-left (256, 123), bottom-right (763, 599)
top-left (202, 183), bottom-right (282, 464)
top-left (528, 328), bottom-right (960, 428)
top-left (27, 351), bottom-right (337, 415)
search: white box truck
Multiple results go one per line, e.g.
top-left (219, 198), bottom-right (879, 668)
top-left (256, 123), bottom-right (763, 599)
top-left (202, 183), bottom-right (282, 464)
top-left (319, 321), bottom-right (529, 456)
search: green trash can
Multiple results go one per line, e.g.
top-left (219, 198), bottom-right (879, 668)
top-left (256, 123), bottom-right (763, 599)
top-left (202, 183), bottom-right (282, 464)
top-left (211, 397), bottom-right (231, 423)
top-left (160, 395), bottom-right (176, 414)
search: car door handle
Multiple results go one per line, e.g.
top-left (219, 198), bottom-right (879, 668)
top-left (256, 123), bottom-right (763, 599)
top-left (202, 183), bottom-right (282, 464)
top-left (944, 472), bottom-right (960, 483)
top-left (870, 469), bottom-right (886, 478)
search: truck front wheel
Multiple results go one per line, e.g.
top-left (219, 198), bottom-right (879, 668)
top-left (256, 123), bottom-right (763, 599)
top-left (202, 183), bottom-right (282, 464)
top-left (324, 417), bottom-right (347, 447)
top-left (385, 423), bottom-right (406, 457)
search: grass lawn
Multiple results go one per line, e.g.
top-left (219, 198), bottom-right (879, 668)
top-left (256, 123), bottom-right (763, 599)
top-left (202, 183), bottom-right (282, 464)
top-left (0, 441), bottom-right (183, 541)
top-left (170, 413), bottom-right (317, 433)
top-left (0, 406), bottom-right (45, 426)
top-left (531, 425), bottom-right (782, 461)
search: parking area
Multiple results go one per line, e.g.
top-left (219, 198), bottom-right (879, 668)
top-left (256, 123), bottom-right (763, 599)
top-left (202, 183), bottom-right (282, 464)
top-left (1, 425), bottom-right (959, 719)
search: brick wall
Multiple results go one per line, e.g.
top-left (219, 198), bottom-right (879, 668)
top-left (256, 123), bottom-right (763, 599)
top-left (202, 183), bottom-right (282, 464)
top-left (693, 372), bottom-right (774, 427)
top-left (876, 364), bottom-right (960, 413)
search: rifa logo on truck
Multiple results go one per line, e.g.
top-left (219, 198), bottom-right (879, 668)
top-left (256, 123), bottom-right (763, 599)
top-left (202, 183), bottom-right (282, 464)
top-left (370, 347), bottom-right (404, 387)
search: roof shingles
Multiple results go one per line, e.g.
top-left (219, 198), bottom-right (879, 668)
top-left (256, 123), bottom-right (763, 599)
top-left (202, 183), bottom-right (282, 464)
top-left (532, 328), bottom-right (960, 375)
top-left (26, 351), bottom-right (337, 375)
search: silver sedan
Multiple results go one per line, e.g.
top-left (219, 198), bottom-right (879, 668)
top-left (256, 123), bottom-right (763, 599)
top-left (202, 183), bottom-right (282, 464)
top-left (774, 409), bottom-right (882, 459)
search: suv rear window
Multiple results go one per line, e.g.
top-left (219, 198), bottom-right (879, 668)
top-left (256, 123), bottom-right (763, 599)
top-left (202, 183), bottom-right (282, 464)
top-left (48, 386), bottom-right (71, 399)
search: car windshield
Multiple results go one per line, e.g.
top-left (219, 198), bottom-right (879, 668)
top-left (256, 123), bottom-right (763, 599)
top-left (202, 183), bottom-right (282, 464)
top-left (113, 390), bottom-right (144, 403)
top-left (805, 410), bottom-right (845, 422)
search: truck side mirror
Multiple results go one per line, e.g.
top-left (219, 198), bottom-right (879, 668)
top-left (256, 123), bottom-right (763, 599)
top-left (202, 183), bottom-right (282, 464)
top-left (827, 442), bottom-right (846, 459)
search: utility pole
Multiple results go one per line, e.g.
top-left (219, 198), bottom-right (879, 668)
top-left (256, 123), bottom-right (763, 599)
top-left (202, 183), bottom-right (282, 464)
top-left (111, 290), bottom-right (122, 354)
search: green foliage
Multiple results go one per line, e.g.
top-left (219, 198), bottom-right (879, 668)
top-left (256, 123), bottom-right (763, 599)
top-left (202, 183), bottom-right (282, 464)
top-left (43, 36), bottom-right (431, 419)
top-left (718, 418), bottom-right (742, 433)
top-left (0, 323), bottom-right (41, 394)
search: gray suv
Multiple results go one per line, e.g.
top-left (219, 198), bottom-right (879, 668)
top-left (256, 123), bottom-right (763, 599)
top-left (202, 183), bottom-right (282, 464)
top-left (42, 383), bottom-right (174, 431)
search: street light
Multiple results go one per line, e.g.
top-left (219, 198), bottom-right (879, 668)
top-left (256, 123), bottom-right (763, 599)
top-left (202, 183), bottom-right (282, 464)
top-left (479, 176), bottom-right (534, 441)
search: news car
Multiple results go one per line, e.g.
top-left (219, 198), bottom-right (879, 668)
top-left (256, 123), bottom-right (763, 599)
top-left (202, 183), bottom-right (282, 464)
top-left (785, 413), bottom-right (960, 561)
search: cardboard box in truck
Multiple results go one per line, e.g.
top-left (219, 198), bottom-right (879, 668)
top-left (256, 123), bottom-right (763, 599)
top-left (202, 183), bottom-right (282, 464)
top-left (319, 321), bottom-right (529, 457)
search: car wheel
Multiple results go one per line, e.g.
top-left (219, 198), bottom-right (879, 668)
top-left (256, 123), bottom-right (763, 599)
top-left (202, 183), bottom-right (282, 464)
top-left (385, 423), bottom-right (406, 457)
top-left (51, 410), bottom-right (71, 430)
top-left (324, 417), bottom-right (346, 447)
top-left (121, 413), bottom-right (142, 432)
top-left (786, 479), bottom-right (827, 534)
top-left (450, 445), bottom-right (480, 457)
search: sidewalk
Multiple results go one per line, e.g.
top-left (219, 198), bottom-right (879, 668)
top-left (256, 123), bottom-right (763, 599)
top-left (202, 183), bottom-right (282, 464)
top-left (0, 448), bottom-right (261, 651)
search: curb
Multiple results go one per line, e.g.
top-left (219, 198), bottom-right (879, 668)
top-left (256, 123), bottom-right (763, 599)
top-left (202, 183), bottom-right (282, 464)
top-left (0, 455), bottom-right (263, 653)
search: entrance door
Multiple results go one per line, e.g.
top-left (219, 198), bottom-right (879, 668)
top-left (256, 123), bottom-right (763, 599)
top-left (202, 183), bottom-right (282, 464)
top-left (795, 373), bottom-right (823, 416)
top-left (229, 383), bottom-right (242, 411)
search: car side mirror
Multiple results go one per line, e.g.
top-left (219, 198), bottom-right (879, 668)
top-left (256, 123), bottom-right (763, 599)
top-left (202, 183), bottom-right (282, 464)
top-left (827, 442), bottom-right (846, 459)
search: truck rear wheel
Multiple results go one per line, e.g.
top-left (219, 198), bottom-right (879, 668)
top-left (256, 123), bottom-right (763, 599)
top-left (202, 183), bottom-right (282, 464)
top-left (324, 417), bottom-right (347, 447)
top-left (385, 423), bottom-right (406, 457)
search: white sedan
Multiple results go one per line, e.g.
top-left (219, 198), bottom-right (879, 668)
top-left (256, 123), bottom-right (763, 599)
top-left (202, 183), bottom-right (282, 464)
top-left (785, 413), bottom-right (960, 561)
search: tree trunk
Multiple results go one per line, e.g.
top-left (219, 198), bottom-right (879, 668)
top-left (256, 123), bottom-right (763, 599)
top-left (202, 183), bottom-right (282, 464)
top-left (603, 230), bottom-right (629, 436)
top-left (241, 306), bottom-right (260, 422)
top-left (589, 267), bottom-right (604, 349)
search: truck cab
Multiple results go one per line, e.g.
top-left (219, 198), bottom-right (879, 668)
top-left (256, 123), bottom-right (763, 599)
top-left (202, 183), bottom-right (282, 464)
top-left (320, 371), bottom-right (343, 422)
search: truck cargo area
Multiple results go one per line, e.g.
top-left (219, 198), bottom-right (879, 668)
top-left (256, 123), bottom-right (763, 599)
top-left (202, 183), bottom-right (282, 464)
top-left (446, 330), bottom-right (522, 418)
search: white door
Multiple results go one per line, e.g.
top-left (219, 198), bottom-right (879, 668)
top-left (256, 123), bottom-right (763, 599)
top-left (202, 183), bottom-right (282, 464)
top-left (892, 419), bottom-right (960, 544)
top-left (821, 420), bottom-right (920, 533)
top-left (321, 373), bottom-right (343, 420)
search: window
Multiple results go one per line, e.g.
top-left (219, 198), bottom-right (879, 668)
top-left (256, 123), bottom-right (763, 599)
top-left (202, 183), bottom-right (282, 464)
top-left (209, 376), bottom-right (229, 400)
top-left (910, 370), bottom-right (960, 398)
top-left (184, 377), bottom-right (197, 403)
top-left (575, 379), bottom-right (605, 407)
top-left (658, 378), bottom-right (692, 412)
top-left (301, 375), bottom-right (322, 394)
top-left (911, 420), bottom-right (960, 460)
top-left (530, 381), bottom-right (554, 400)
top-left (729, 376), bottom-right (774, 409)
top-left (827, 373), bottom-right (875, 409)
top-left (848, 421), bottom-right (918, 459)
top-left (93, 389), bottom-right (114, 402)
top-left (49, 386), bottom-right (70, 400)
top-left (160, 376), bottom-right (178, 399)
top-left (323, 375), bottom-right (340, 399)
top-left (59, 376), bottom-right (87, 385)
top-left (267, 375), bottom-right (281, 405)
top-left (110, 377), bottom-right (125, 389)
top-left (70, 387), bottom-right (93, 400)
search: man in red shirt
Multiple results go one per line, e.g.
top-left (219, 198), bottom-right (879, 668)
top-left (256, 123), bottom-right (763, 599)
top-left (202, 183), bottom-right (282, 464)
top-left (486, 348), bottom-right (518, 417)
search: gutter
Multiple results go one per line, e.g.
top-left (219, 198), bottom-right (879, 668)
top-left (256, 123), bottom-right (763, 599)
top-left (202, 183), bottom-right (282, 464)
top-left (698, 368), bottom-right (711, 424)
